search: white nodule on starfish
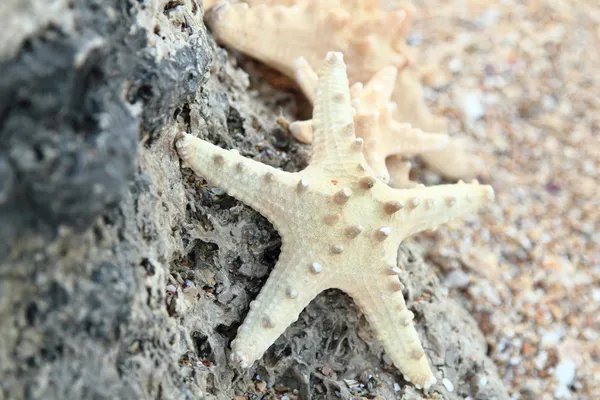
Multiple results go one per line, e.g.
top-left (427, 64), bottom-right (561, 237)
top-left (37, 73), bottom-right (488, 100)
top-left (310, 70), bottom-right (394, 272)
top-left (289, 117), bottom-right (313, 144)
top-left (176, 53), bottom-right (494, 390)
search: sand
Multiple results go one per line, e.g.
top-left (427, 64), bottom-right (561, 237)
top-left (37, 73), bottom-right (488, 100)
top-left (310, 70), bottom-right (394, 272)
top-left (405, 0), bottom-right (599, 398)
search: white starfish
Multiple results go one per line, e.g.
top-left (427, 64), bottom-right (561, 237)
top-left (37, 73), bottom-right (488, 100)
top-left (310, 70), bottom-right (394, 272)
top-left (290, 58), bottom-right (448, 187)
top-left (176, 52), bottom-right (494, 389)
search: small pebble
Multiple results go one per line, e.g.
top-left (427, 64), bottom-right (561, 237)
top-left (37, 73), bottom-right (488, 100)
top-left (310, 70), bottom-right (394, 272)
top-left (166, 284), bottom-right (177, 294)
top-left (534, 351), bottom-right (548, 370)
top-left (183, 280), bottom-right (195, 292)
top-left (442, 378), bottom-right (454, 392)
top-left (555, 359), bottom-right (576, 388)
top-left (448, 57), bottom-right (463, 72)
top-left (180, 366), bottom-right (193, 377)
top-left (445, 269), bottom-right (470, 288)
top-left (478, 376), bottom-right (488, 387)
top-left (541, 330), bottom-right (562, 348)
top-left (458, 91), bottom-right (485, 125)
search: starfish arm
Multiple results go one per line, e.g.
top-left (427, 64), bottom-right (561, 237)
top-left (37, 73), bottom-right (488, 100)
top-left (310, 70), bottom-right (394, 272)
top-left (206, 2), bottom-right (314, 78)
top-left (384, 122), bottom-right (448, 156)
top-left (421, 136), bottom-right (485, 180)
top-left (392, 68), bottom-right (447, 134)
top-left (341, 267), bottom-right (436, 389)
top-left (347, 65), bottom-right (446, 183)
top-left (208, 0), bottom-right (418, 98)
top-left (392, 69), bottom-right (483, 180)
top-left (307, 52), bottom-right (367, 174)
top-left (361, 151), bottom-right (389, 183)
top-left (387, 182), bottom-right (495, 238)
top-left (355, 65), bottom-right (398, 111)
top-left (386, 156), bottom-right (416, 189)
top-left (354, 115), bottom-right (447, 183)
top-left (354, 113), bottom-right (391, 182)
top-left (387, 3), bottom-right (416, 41)
top-left (294, 57), bottom-right (318, 104)
top-left (176, 134), bottom-right (296, 230)
top-left (230, 246), bottom-right (329, 367)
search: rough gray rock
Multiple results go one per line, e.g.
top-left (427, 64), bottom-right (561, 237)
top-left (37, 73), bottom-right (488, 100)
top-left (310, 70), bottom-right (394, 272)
top-left (0, 1), bottom-right (508, 399)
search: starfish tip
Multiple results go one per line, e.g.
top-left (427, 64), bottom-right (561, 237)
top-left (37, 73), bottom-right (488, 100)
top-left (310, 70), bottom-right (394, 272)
top-left (325, 51), bottom-right (343, 64)
top-left (175, 134), bottom-right (193, 160)
top-left (423, 375), bottom-right (438, 390)
top-left (230, 351), bottom-right (250, 368)
top-left (294, 56), bottom-right (308, 69)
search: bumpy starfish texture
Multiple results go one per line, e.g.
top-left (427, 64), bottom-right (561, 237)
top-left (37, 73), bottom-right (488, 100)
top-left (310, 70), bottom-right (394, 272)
top-left (206, 0), bottom-right (483, 181)
top-left (290, 59), bottom-right (448, 186)
top-left (206, 0), bottom-right (414, 84)
top-left (176, 53), bottom-right (494, 389)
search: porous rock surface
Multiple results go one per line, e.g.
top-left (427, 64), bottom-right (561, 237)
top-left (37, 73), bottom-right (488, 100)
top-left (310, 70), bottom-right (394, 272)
top-left (0, 1), bottom-right (508, 399)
